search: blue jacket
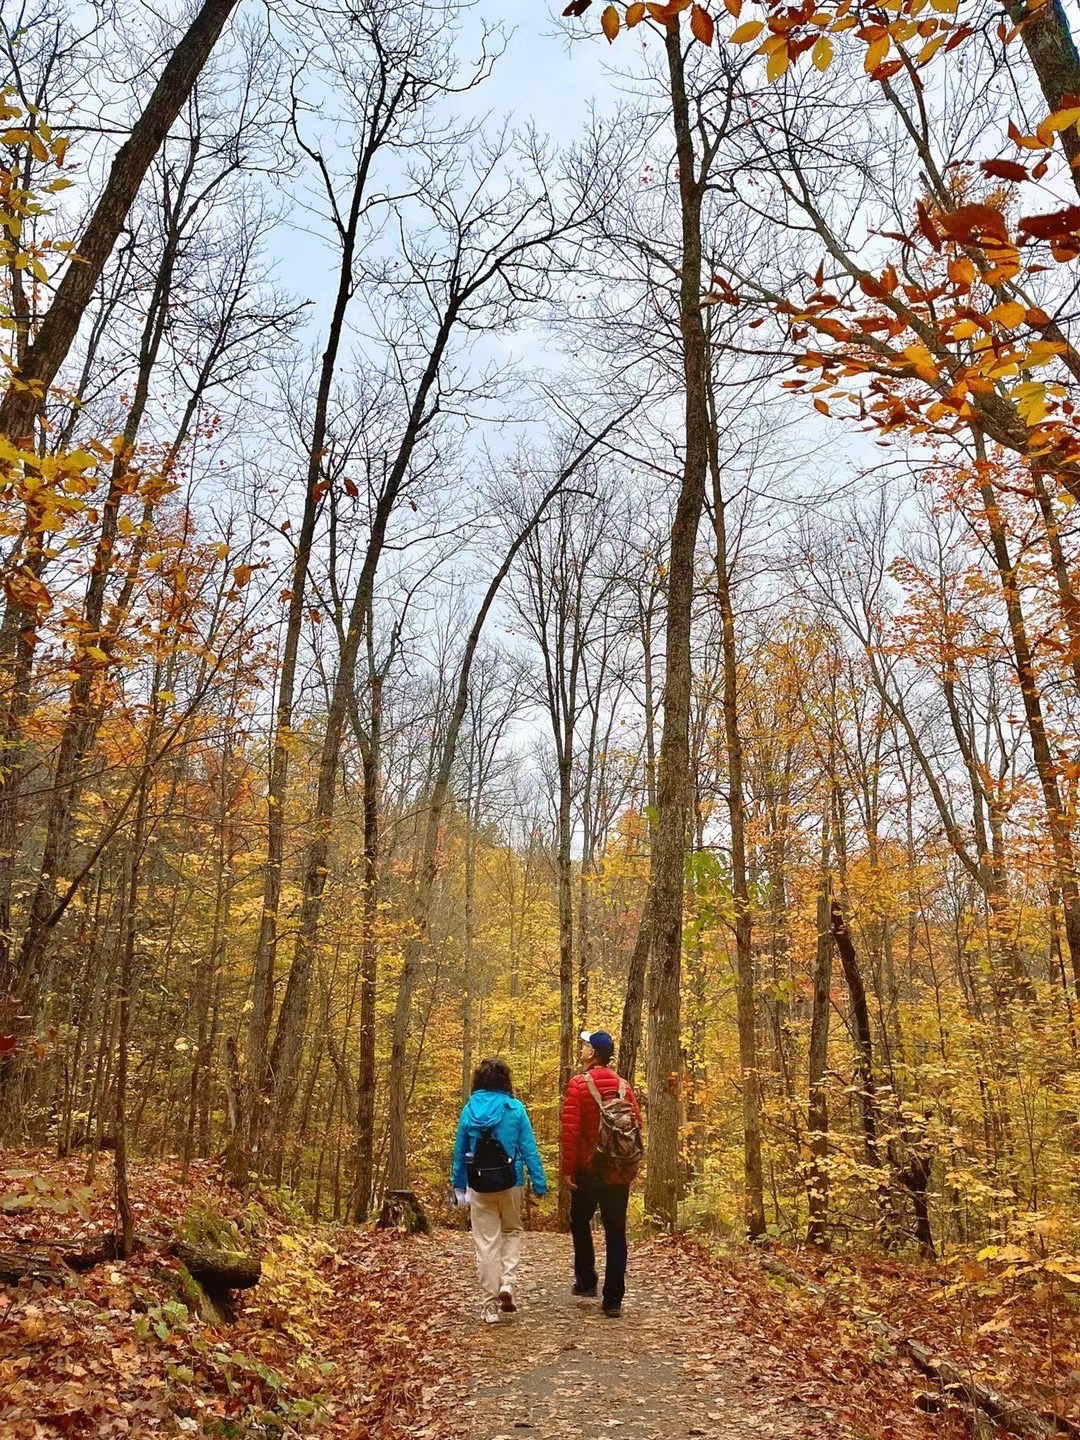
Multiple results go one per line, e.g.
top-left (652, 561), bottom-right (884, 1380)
top-left (451, 1089), bottom-right (548, 1196)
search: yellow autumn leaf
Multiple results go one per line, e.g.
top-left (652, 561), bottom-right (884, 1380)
top-left (812, 35), bottom-right (833, 69)
top-left (767, 43), bottom-right (791, 80)
top-left (730, 20), bottom-right (764, 42)
top-left (902, 343), bottom-right (939, 380)
top-left (601, 4), bottom-right (620, 41)
top-left (626, 1), bottom-right (646, 23)
top-left (990, 301), bottom-right (1026, 328)
top-left (952, 319), bottom-right (979, 339)
top-left (1044, 106), bottom-right (1080, 132)
top-left (917, 32), bottom-right (948, 63)
top-left (1024, 339), bottom-right (1066, 365)
top-left (864, 35), bottom-right (890, 70)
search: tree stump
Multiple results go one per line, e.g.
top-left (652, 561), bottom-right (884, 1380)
top-left (377, 1189), bottom-right (430, 1234)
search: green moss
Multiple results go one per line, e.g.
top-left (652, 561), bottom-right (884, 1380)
top-left (179, 1199), bottom-right (244, 1251)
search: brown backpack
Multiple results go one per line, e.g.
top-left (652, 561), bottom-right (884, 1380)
top-left (584, 1071), bottom-right (643, 1185)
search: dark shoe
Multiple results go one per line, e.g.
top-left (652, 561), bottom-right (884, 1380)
top-left (572, 1282), bottom-right (597, 1297)
top-left (602, 1303), bottom-right (622, 1318)
top-left (499, 1289), bottom-right (516, 1313)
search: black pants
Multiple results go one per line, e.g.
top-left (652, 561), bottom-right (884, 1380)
top-left (569, 1171), bottom-right (630, 1306)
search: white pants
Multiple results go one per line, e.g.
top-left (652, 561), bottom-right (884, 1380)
top-left (468, 1185), bottom-right (523, 1308)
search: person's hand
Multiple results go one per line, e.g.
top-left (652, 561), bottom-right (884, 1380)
top-left (564, 1174), bottom-right (577, 1191)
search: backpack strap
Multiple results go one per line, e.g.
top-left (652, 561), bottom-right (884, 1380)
top-left (617, 1078), bottom-right (627, 1100)
top-left (583, 1070), bottom-right (605, 1106)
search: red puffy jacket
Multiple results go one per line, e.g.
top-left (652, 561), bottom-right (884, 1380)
top-left (560, 1064), bottom-right (642, 1177)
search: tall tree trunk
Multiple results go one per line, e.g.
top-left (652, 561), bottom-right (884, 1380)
top-left (556, 752), bottom-right (575, 1226)
top-left (806, 887), bottom-right (833, 1245)
top-left (976, 455), bottom-right (1080, 993)
top-left (0, 0), bottom-right (241, 443)
top-left (237, 127), bottom-right (393, 1179)
top-left (352, 682), bottom-right (380, 1221)
top-left (708, 426), bottom-right (765, 1241)
top-left (461, 771), bottom-right (478, 1102)
top-left (618, 892), bottom-right (651, 1088)
top-left (830, 895), bottom-right (879, 1165)
top-left (643, 11), bottom-right (711, 1232)
top-left (382, 453), bottom-right (609, 1191)
top-left (114, 704), bottom-right (158, 1258)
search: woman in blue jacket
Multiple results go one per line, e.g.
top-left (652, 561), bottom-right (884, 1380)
top-left (451, 1057), bottom-right (547, 1322)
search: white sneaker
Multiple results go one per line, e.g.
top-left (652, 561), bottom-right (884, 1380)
top-left (481, 1301), bottom-right (501, 1324)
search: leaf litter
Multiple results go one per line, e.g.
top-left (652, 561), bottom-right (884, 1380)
top-left (3, 1152), bottom-right (1067, 1438)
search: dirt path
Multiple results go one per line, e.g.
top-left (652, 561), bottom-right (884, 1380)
top-left (420, 1232), bottom-right (850, 1440)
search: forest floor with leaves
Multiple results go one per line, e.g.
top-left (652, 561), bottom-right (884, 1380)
top-left (3, 1154), bottom-right (1080, 1439)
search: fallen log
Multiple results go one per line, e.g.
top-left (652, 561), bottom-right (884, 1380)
top-left (168, 1241), bottom-right (260, 1291)
top-left (1, 1232), bottom-right (261, 1319)
top-left (758, 1254), bottom-right (1076, 1439)
top-left (0, 1233), bottom-right (124, 1285)
top-left (0, 1249), bottom-right (71, 1285)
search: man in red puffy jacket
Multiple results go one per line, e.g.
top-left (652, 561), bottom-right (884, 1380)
top-left (561, 1028), bottom-right (642, 1318)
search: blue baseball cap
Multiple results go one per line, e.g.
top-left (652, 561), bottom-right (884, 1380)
top-left (580, 1029), bottom-right (614, 1060)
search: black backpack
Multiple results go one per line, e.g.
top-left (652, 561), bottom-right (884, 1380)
top-left (467, 1126), bottom-right (517, 1193)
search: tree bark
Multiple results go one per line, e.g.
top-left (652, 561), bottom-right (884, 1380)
top-left (806, 887), bottom-right (833, 1245)
top-left (618, 891), bottom-right (652, 1087)
top-left (708, 383), bottom-right (765, 1241)
top-left (0, 0), bottom-right (241, 443)
top-left (976, 456), bottom-right (1080, 994)
top-left (643, 11), bottom-right (711, 1232)
top-left (829, 895), bottom-right (880, 1165)
top-left (1003, 0), bottom-right (1080, 199)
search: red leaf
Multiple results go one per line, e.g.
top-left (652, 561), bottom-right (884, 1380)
top-left (980, 158), bottom-right (1028, 182)
top-left (1018, 204), bottom-right (1080, 242)
top-left (916, 200), bottom-right (942, 251)
top-left (690, 3), bottom-right (715, 43)
top-left (937, 202), bottom-right (1008, 245)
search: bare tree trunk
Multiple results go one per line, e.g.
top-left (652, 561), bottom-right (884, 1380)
top-left (0, 0), bottom-right (241, 443)
top-left (976, 456), bottom-right (1080, 993)
top-left (643, 11), bottom-right (711, 1232)
top-left (830, 895), bottom-right (880, 1166)
top-left (237, 135), bottom-right (380, 1182)
top-left (461, 762), bottom-right (478, 1102)
top-left (707, 397), bottom-right (765, 1240)
top-left (114, 709), bottom-right (158, 1259)
top-left (618, 893), bottom-right (651, 1087)
top-left (383, 447), bottom-right (612, 1191)
top-left (556, 750), bottom-right (574, 1225)
top-left (806, 887), bottom-right (832, 1246)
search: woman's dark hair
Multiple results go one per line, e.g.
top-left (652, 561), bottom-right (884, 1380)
top-left (472, 1057), bottom-right (513, 1095)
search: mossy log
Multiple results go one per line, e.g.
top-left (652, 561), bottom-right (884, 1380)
top-left (168, 1241), bottom-right (260, 1290)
